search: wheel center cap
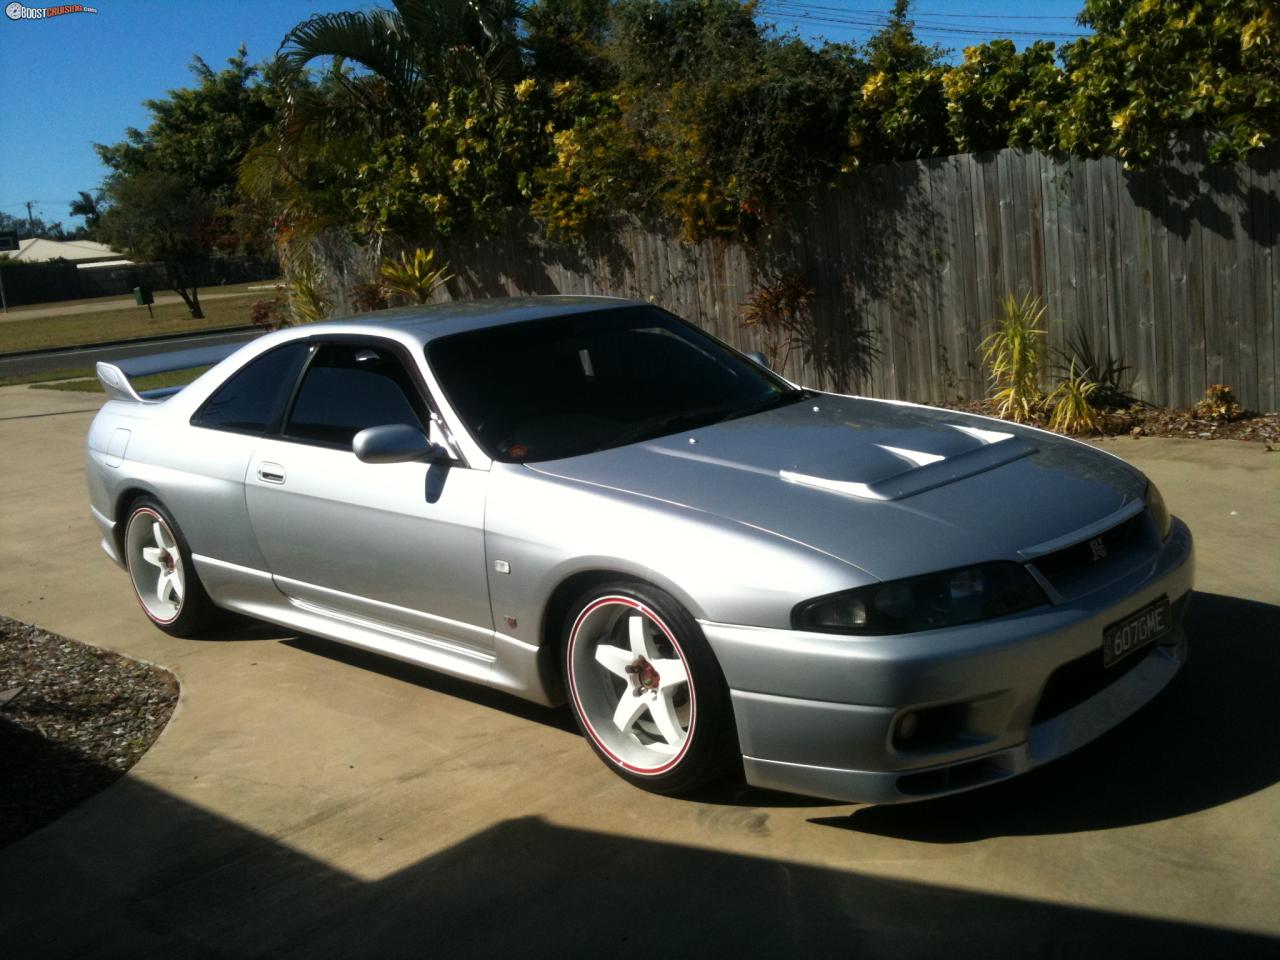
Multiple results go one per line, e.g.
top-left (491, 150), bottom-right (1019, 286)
top-left (625, 657), bottom-right (661, 694)
top-left (159, 550), bottom-right (174, 571)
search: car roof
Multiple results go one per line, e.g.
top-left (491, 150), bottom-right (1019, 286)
top-left (316, 296), bottom-right (642, 346)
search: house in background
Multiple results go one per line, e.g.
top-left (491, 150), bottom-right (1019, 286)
top-left (7, 238), bottom-right (133, 268)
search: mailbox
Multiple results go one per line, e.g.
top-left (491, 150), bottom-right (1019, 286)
top-left (134, 286), bottom-right (154, 306)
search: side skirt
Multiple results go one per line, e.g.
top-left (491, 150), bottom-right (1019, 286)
top-left (192, 554), bottom-right (555, 706)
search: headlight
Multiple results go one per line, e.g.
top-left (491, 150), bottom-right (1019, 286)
top-left (1146, 481), bottom-right (1172, 540)
top-left (792, 562), bottom-right (1047, 636)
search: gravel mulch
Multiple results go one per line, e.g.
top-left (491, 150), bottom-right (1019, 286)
top-left (0, 616), bottom-right (178, 849)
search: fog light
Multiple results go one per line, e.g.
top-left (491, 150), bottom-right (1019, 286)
top-left (896, 711), bottom-right (918, 741)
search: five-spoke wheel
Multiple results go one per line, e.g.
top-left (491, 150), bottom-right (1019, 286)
top-left (564, 583), bottom-right (737, 794)
top-left (123, 498), bottom-right (215, 637)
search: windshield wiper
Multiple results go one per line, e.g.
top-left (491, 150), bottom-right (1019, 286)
top-left (603, 409), bottom-right (725, 451)
top-left (599, 390), bottom-right (813, 452)
top-left (713, 388), bottom-right (814, 425)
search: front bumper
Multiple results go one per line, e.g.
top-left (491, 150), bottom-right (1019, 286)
top-left (701, 518), bottom-right (1194, 804)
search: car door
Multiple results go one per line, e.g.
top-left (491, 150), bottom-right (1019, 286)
top-left (244, 339), bottom-right (493, 652)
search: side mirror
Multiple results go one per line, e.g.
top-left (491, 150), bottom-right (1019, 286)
top-left (745, 351), bottom-right (771, 370)
top-left (353, 423), bottom-right (448, 464)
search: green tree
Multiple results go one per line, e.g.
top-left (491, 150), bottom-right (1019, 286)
top-left (525, 0), bottom-right (613, 87)
top-left (533, 0), bottom-right (862, 241)
top-left (847, 0), bottom-right (951, 165)
top-left (94, 47), bottom-right (278, 315)
top-left (942, 40), bottom-right (1068, 154)
top-left (97, 172), bottom-right (219, 318)
top-left (1058, 0), bottom-right (1279, 164)
top-left (96, 46), bottom-right (275, 209)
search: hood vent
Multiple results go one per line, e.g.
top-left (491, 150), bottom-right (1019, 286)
top-left (781, 424), bottom-right (1035, 502)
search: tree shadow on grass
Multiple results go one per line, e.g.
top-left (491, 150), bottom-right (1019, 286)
top-left (817, 591), bottom-right (1280, 841)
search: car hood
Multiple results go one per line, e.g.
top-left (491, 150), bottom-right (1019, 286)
top-left (526, 395), bottom-right (1146, 580)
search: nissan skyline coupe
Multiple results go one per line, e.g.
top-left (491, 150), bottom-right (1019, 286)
top-left (86, 296), bottom-right (1194, 804)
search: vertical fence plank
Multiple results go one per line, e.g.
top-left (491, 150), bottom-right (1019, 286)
top-left (1253, 153), bottom-right (1277, 412)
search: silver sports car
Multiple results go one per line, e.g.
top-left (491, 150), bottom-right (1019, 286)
top-left (86, 297), bottom-right (1194, 803)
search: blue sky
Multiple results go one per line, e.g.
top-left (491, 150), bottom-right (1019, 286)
top-left (0, 0), bottom-right (1087, 231)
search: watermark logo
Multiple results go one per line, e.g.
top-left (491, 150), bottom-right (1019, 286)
top-left (5, 2), bottom-right (97, 19)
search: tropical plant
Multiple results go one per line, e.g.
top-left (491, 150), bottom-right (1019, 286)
top-left (379, 247), bottom-right (454, 304)
top-left (1056, 323), bottom-right (1133, 409)
top-left (980, 292), bottom-right (1047, 423)
top-left (279, 0), bottom-right (526, 117)
top-left (1047, 360), bottom-right (1101, 434)
top-left (287, 255), bottom-right (332, 324)
top-left (69, 191), bottom-right (104, 231)
top-left (740, 273), bottom-right (814, 373)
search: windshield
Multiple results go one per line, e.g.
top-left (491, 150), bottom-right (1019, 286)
top-left (427, 306), bottom-right (805, 463)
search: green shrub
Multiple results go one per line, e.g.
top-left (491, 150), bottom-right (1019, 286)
top-left (980, 292), bottom-right (1047, 423)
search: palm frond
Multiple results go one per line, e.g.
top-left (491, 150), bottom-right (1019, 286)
top-left (280, 11), bottom-right (426, 107)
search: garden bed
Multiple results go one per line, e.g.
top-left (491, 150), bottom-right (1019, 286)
top-left (942, 398), bottom-right (1279, 446)
top-left (0, 616), bottom-right (178, 848)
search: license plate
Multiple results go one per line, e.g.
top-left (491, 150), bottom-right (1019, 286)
top-left (1102, 596), bottom-right (1171, 668)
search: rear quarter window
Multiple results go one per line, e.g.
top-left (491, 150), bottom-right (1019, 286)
top-left (191, 343), bottom-right (311, 435)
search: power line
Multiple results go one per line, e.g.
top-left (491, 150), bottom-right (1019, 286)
top-left (0, 199), bottom-right (77, 208)
top-left (759, 6), bottom-right (1088, 40)
top-left (761, 3), bottom-right (1088, 37)
top-left (769, 2), bottom-right (1082, 21)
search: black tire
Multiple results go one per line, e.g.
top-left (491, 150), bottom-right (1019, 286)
top-left (562, 580), bottom-right (738, 795)
top-left (122, 497), bottom-right (218, 638)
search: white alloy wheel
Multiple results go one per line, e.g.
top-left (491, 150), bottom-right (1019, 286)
top-left (126, 507), bottom-right (186, 623)
top-left (567, 595), bottom-right (696, 775)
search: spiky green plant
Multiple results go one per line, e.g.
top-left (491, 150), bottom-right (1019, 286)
top-left (289, 256), bottom-right (332, 324)
top-left (980, 292), bottom-right (1047, 423)
top-left (1048, 360), bottom-right (1101, 434)
top-left (379, 247), bottom-right (454, 304)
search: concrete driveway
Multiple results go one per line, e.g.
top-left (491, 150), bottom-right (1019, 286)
top-left (1, 384), bottom-right (1277, 958)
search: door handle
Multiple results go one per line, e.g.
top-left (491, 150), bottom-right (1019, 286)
top-left (257, 462), bottom-right (286, 484)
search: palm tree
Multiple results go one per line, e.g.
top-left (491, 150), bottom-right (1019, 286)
top-left (69, 190), bottom-right (103, 230)
top-left (279, 0), bottom-right (526, 115)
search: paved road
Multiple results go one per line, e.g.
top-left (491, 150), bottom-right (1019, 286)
top-left (0, 327), bottom-right (259, 379)
top-left (0, 387), bottom-right (1276, 958)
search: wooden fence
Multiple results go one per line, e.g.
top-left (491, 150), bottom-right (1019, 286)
top-left (323, 139), bottom-right (1279, 411)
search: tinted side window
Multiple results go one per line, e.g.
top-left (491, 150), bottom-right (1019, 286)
top-left (283, 344), bottom-right (424, 448)
top-left (191, 344), bottom-right (311, 435)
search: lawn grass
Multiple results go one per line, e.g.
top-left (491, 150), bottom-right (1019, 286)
top-left (31, 365), bottom-right (212, 394)
top-left (0, 366), bottom-right (96, 387)
top-left (1, 279), bottom-right (281, 314)
top-left (0, 295), bottom-right (262, 354)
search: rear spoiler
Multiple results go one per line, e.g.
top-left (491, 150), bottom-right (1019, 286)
top-left (95, 341), bottom-right (247, 403)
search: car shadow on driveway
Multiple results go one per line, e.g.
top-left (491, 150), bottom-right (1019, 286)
top-left (817, 591), bottom-right (1280, 840)
top-left (3, 773), bottom-right (1277, 959)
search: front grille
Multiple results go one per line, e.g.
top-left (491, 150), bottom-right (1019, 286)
top-left (1031, 592), bottom-right (1190, 726)
top-left (1030, 514), bottom-right (1146, 591)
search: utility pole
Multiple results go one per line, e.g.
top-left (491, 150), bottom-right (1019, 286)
top-left (24, 201), bottom-right (37, 236)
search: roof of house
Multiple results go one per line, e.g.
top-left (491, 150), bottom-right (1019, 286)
top-left (8, 238), bottom-right (130, 264)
